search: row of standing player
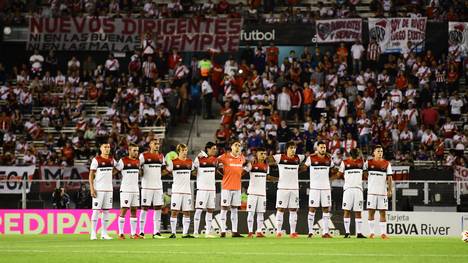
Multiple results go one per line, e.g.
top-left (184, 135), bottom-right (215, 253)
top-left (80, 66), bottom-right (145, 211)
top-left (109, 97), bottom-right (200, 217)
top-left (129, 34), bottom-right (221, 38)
top-left (88, 139), bottom-right (393, 240)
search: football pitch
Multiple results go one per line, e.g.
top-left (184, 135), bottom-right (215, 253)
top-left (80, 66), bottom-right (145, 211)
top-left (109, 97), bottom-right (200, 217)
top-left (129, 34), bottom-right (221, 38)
top-left (1, 235), bottom-right (467, 263)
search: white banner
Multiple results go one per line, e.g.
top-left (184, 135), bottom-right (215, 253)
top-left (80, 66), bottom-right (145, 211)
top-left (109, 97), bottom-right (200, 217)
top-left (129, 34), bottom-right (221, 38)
top-left (40, 165), bottom-right (89, 192)
top-left (368, 17), bottom-right (426, 53)
top-left (448, 22), bottom-right (468, 55)
top-left (360, 211), bottom-right (468, 236)
top-left (0, 166), bottom-right (35, 194)
top-left (454, 165), bottom-right (468, 194)
top-left (316, 19), bottom-right (362, 43)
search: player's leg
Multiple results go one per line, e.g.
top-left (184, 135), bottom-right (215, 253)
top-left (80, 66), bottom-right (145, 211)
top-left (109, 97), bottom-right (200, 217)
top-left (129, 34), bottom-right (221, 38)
top-left (321, 190), bottom-right (332, 237)
top-left (193, 208), bottom-right (203, 236)
top-left (231, 190), bottom-right (242, 237)
top-left (118, 192), bottom-right (130, 238)
top-left (129, 193), bottom-right (140, 238)
top-left (220, 189), bottom-right (230, 237)
top-left (308, 189), bottom-right (319, 237)
top-left (288, 190), bottom-right (299, 238)
top-left (367, 194), bottom-right (377, 238)
top-left (139, 189), bottom-right (152, 236)
top-left (90, 191), bottom-right (104, 240)
top-left (256, 196), bottom-right (266, 237)
top-left (130, 206), bottom-right (139, 238)
top-left (152, 189), bottom-right (164, 237)
top-left (170, 210), bottom-right (179, 238)
top-left (288, 208), bottom-right (298, 238)
top-left (100, 191), bottom-right (113, 239)
top-left (118, 207), bottom-right (128, 238)
top-left (246, 195), bottom-right (256, 237)
top-left (354, 190), bottom-right (365, 238)
top-left (275, 190), bottom-right (287, 237)
top-left (204, 191), bottom-right (216, 237)
top-left (342, 189), bottom-right (353, 237)
top-left (181, 194), bottom-right (194, 238)
top-left (194, 190), bottom-right (207, 236)
top-left (378, 196), bottom-right (389, 239)
top-left (182, 209), bottom-right (193, 237)
top-left (355, 211), bottom-right (365, 238)
top-left (170, 194), bottom-right (182, 238)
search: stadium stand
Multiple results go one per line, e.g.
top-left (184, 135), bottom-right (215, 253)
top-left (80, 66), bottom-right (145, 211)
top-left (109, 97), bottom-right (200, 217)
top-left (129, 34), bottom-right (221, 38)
top-left (0, 0), bottom-right (466, 169)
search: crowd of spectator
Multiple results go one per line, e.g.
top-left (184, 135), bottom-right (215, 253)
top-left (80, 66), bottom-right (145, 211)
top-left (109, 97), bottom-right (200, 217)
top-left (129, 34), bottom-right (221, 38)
top-left (0, 47), bottom-right (184, 166)
top-left (210, 41), bottom-right (467, 167)
top-left (0, 0), bottom-right (466, 27)
top-left (0, 1), bottom-right (467, 169)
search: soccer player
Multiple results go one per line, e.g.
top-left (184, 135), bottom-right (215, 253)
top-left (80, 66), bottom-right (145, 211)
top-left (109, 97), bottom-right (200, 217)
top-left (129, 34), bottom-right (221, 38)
top-left (217, 140), bottom-right (246, 238)
top-left (138, 138), bottom-right (166, 239)
top-left (365, 145), bottom-right (393, 239)
top-left (246, 148), bottom-right (276, 238)
top-left (193, 142), bottom-right (218, 238)
top-left (89, 143), bottom-right (115, 240)
top-left (338, 148), bottom-right (366, 238)
top-left (115, 143), bottom-right (142, 239)
top-left (167, 144), bottom-right (194, 238)
top-left (273, 141), bottom-right (305, 238)
top-left (304, 141), bottom-right (335, 238)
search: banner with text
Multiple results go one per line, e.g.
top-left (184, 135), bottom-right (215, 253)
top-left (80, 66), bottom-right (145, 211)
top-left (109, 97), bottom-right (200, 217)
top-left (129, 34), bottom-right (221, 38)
top-left (448, 22), bottom-right (468, 54)
top-left (0, 166), bottom-right (35, 194)
top-left (39, 165), bottom-right (89, 192)
top-left (28, 17), bottom-right (243, 52)
top-left (0, 209), bottom-right (164, 234)
top-left (454, 165), bottom-right (468, 194)
top-left (392, 165), bottom-right (410, 181)
top-left (360, 211), bottom-right (468, 236)
top-left (368, 17), bottom-right (427, 53)
top-left (316, 19), bottom-right (362, 43)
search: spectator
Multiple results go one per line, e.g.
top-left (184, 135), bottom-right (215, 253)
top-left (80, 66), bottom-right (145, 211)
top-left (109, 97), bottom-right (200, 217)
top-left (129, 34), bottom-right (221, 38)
top-left (351, 40), bottom-right (365, 74)
top-left (449, 93), bottom-right (464, 121)
top-left (74, 184), bottom-right (91, 209)
top-left (29, 50), bottom-right (44, 77)
top-left (52, 187), bottom-right (70, 209)
top-left (104, 53), bottom-right (120, 78)
top-left (201, 78), bottom-right (214, 119)
top-left (277, 86), bottom-right (291, 120)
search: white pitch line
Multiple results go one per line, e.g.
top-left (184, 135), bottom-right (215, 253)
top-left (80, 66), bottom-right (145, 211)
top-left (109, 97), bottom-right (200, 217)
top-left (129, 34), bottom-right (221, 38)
top-left (1, 249), bottom-right (467, 258)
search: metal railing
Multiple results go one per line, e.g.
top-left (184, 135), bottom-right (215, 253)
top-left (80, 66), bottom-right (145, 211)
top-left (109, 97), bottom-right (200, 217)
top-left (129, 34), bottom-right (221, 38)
top-left (2, 178), bottom-right (467, 211)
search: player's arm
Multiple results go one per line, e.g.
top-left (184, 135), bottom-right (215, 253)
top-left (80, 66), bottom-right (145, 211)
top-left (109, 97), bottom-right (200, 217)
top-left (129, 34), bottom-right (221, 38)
top-left (267, 175), bottom-right (278, 182)
top-left (334, 161), bottom-right (345, 180)
top-left (89, 158), bottom-right (98, 198)
top-left (363, 160), bottom-right (369, 180)
top-left (161, 155), bottom-right (170, 176)
top-left (192, 157), bottom-right (199, 176)
top-left (300, 154), bottom-right (311, 172)
top-left (113, 159), bottom-right (123, 179)
top-left (139, 154), bottom-right (145, 177)
top-left (329, 167), bottom-right (340, 180)
top-left (387, 162), bottom-right (393, 198)
top-left (215, 156), bottom-right (224, 179)
top-left (241, 158), bottom-right (249, 177)
top-left (166, 160), bottom-right (173, 177)
top-left (267, 155), bottom-right (277, 166)
top-left (88, 170), bottom-right (97, 198)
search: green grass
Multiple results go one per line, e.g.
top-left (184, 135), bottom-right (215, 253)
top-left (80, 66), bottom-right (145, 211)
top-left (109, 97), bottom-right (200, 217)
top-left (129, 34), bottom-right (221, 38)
top-left (1, 234), bottom-right (467, 263)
